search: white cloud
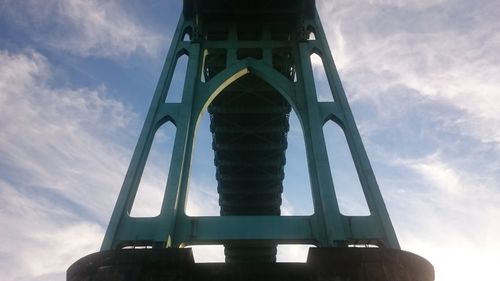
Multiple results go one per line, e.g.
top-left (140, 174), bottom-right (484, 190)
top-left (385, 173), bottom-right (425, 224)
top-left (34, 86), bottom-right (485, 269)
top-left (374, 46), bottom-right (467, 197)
top-left (319, 0), bottom-right (500, 145)
top-left (54, 0), bottom-right (164, 57)
top-left (391, 154), bottom-right (500, 281)
top-left (366, 0), bottom-right (449, 10)
top-left (0, 180), bottom-right (103, 280)
top-left (0, 49), bottom-right (139, 280)
top-left (2, 0), bottom-right (165, 58)
top-left (0, 49), bottom-right (135, 215)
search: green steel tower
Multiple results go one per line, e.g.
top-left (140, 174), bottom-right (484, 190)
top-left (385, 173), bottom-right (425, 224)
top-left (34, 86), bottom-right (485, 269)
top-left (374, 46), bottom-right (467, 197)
top-left (68, 0), bottom-right (434, 280)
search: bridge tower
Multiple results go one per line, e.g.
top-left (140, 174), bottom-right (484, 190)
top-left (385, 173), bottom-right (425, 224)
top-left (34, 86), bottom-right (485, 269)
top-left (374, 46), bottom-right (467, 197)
top-left (68, 0), bottom-right (434, 280)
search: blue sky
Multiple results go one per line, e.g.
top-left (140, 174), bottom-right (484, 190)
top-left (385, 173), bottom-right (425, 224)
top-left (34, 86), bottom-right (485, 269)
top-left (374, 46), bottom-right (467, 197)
top-left (0, 0), bottom-right (499, 280)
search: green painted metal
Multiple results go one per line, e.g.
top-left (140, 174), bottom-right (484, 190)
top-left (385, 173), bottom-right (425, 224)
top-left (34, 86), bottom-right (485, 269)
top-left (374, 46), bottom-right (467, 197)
top-left (101, 0), bottom-right (400, 257)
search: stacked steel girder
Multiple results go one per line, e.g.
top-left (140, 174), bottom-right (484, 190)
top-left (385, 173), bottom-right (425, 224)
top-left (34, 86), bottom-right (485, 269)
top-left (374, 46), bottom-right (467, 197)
top-left (208, 74), bottom-right (291, 262)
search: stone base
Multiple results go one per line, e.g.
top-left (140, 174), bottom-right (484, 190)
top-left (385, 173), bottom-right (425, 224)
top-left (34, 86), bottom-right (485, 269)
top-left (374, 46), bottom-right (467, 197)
top-left (67, 248), bottom-right (434, 281)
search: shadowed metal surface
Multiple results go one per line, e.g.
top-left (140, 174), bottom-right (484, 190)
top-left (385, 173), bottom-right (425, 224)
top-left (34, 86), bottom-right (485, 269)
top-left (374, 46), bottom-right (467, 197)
top-left (67, 248), bottom-right (435, 281)
top-left (208, 74), bottom-right (291, 262)
top-left (199, 2), bottom-right (299, 262)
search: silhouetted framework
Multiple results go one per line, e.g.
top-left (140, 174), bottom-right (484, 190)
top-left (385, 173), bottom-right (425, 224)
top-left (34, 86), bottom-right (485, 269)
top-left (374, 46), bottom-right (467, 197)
top-left (68, 0), bottom-right (434, 280)
top-left (209, 74), bottom-right (291, 261)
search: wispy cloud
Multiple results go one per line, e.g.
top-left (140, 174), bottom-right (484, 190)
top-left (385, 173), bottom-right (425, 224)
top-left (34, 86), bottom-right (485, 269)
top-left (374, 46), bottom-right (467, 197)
top-left (0, 179), bottom-right (102, 281)
top-left (0, 49), bottom-right (138, 280)
top-left (320, 0), bottom-right (500, 144)
top-left (316, 1), bottom-right (500, 280)
top-left (366, 0), bottom-right (449, 10)
top-left (387, 154), bottom-right (500, 280)
top-left (1, 0), bottom-right (165, 58)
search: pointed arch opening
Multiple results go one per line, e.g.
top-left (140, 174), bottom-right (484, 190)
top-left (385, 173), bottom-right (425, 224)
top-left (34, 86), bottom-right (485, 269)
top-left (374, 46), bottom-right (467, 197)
top-left (182, 26), bottom-right (192, 42)
top-left (310, 53), bottom-right (334, 102)
top-left (186, 72), bottom-right (313, 217)
top-left (306, 25), bottom-right (317, 41)
top-left (185, 108), bottom-right (219, 216)
top-left (323, 121), bottom-right (370, 216)
top-left (165, 53), bottom-right (189, 103)
top-left (282, 110), bottom-right (314, 215)
top-left (130, 121), bottom-right (176, 217)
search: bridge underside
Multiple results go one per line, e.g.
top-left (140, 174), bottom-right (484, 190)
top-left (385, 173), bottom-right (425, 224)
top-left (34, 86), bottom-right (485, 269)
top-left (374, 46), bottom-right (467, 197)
top-left (209, 74), bottom-right (291, 262)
